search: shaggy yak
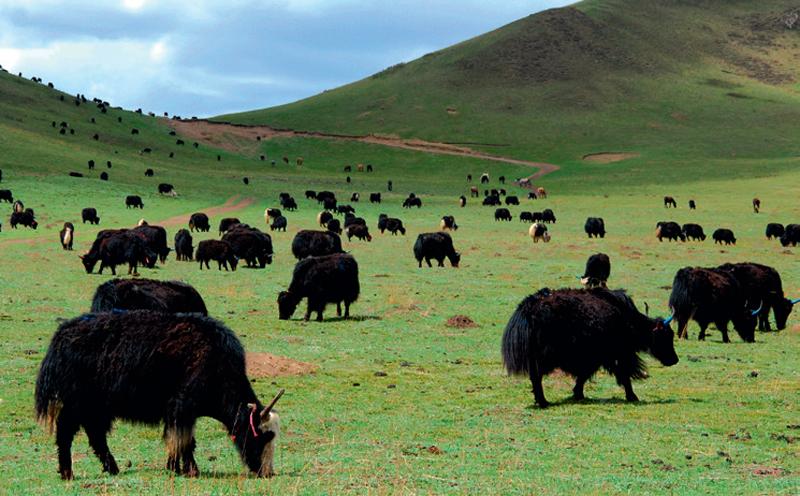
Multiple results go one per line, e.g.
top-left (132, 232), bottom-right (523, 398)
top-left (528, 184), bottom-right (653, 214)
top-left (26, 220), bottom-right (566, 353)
top-left (59, 222), bottom-right (74, 251)
top-left (90, 278), bottom-right (208, 315)
top-left (278, 253), bottom-right (360, 321)
top-left (222, 226), bottom-right (274, 268)
top-left (413, 232), bottom-right (461, 268)
top-left (35, 311), bottom-right (282, 480)
top-left (196, 240), bottom-right (238, 271)
top-left (189, 213), bottom-right (210, 232)
top-left (580, 253), bottom-right (610, 288)
top-left (174, 229), bottom-right (194, 261)
top-left (291, 230), bottom-right (343, 259)
top-left (716, 262), bottom-right (798, 332)
top-left (502, 288), bottom-right (678, 407)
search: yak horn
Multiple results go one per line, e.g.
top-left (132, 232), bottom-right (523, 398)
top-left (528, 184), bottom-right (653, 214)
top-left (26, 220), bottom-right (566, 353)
top-left (750, 302), bottom-right (763, 316)
top-left (790, 298), bottom-right (800, 305)
top-left (262, 388), bottom-right (285, 416)
top-left (662, 315), bottom-right (674, 325)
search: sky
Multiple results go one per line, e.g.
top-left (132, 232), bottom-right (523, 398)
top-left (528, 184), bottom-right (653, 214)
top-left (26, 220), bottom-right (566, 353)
top-left (0, 1), bottom-right (573, 117)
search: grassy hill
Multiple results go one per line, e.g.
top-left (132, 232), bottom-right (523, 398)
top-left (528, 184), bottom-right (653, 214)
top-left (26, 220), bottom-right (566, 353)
top-left (219, 0), bottom-right (800, 183)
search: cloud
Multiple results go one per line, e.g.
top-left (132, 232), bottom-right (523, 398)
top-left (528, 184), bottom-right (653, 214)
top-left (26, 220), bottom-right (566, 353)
top-left (0, 1), bottom-right (573, 116)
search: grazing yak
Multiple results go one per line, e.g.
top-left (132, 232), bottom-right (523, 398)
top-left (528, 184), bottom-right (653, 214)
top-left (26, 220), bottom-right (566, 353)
top-left (688, 199), bottom-right (696, 210)
top-left (502, 288), bottom-right (678, 408)
top-left (280, 196), bottom-right (298, 211)
top-left (346, 224), bottom-right (372, 242)
top-left (440, 215), bottom-right (458, 231)
top-left (717, 262), bottom-right (798, 332)
top-left (12, 200), bottom-right (24, 213)
top-left (278, 253), bottom-right (360, 321)
top-left (780, 224), bottom-right (800, 247)
top-left (100, 172), bottom-right (109, 181)
top-left (520, 212), bottom-right (534, 223)
top-left (350, 192), bottom-right (360, 203)
top-left (656, 221), bottom-right (685, 242)
top-left (584, 217), bottom-right (606, 238)
top-left (174, 229), bottom-right (193, 261)
top-left (323, 197), bottom-right (337, 211)
top-left (88, 160), bottom-right (95, 169)
top-left (132, 224), bottom-right (170, 264)
top-left (305, 190), bottom-right (317, 200)
top-left (0, 189), bottom-right (13, 202)
top-left (336, 204), bottom-right (355, 216)
top-left (326, 219), bottom-right (342, 235)
top-left (291, 230), bottom-right (344, 259)
top-left (189, 213), bottom-right (210, 232)
top-left (669, 267), bottom-right (757, 343)
top-left (413, 232), bottom-right (461, 268)
top-left (196, 240), bottom-right (238, 271)
top-left (480, 173), bottom-right (490, 184)
top-left (494, 208), bottom-right (512, 222)
top-left (682, 223), bottom-right (706, 241)
top-left (222, 226), bottom-right (274, 268)
top-left (80, 230), bottom-right (154, 275)
top-left (35, 311), bottom-right (281, 480)
top-left (536, 187), bottom-right (547, 199)
top-left (125, 195), bottom-right (144, 209)
top-left (541, 209), bottom-right (557, 224)
top-left (317, 211), bottom-right (333, 227)
top-left (69, 172), bottom-right (84, 178)
top-left (90, 278), bottom-right (207, 315)
top-left (403, 196), bottom-right (422, 208)
top-left (483, 195), bottom-right (501, 206)
top-left (369, 193), bottom-right (381, 204)
top-left (82, 207), bottom-right (100, 225)
top-left (459, 195), bottom-right (466, 208)
top-left (505, 195), bottom-right (519, 206)
top-left (59, 222), bottom-right (74, 250)
top-left (344, 215), bottom-right (366, 228)
top-left (158, 183), bottom-right (176, 196)
top-left (712, 228), bottom-right (736, 245)
top-left (752, 198), bottom-right (761, 213)
top-left (10, 211), bottom-right (38, 229)
top-left (527, 191), bottom-right (538, 200)
top-left (144, 168), bottom-right (154, 177)
top-left (529, 223), bottom-right (550, 243)
top-left (270, 216), bottom-right (288, 232)
top-left (580, 253), bottom-right (610, 288)
top-left (663, 196), bottom-right (677, 208)
top-left (470, 186), bottom-right (479, 198)
top-left (316, 191), bottom-right (336, 204)
top-left (765, 223), bottom-right (784, 240)
top-left (218, 217), bottom-right (241, 235)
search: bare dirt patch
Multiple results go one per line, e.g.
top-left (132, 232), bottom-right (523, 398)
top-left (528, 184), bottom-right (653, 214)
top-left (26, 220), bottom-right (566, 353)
top-left (246, 352), bottom-right (317, 378)
top-left (446, 315), bottom-right (477, 328)
top-left (583, 152), bottom-right (640, 164)
top-left (157, 195), bottom-right (255, 228)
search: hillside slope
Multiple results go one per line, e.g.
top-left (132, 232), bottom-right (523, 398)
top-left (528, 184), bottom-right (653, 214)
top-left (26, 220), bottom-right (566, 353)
top-left (219, 0), bottom-right (800, 166)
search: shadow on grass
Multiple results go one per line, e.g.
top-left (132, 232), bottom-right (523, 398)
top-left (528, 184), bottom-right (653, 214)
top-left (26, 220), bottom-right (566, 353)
top-left (524, 396), bottom-right (703, 410)
top-left (283, 315), bottom-right (382, 322)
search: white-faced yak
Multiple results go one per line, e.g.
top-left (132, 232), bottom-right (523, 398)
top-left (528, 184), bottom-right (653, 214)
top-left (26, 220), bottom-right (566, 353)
top-left (669, 267), bottom-right (758, 343)
top-left (35, 311), bottom-right (282, 480)
top-left (502, 288), bottom-right (678, 408)
top-left (90, 279), bottom-right (208, 315)
top-left (580, 253), bottom-right (610, 288)
top-left (278, 252), bottom-right (360, 321)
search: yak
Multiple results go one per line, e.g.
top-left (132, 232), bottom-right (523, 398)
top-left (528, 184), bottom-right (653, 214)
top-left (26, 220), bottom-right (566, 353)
top-left (291, 230), bottom-right (343, 259)
top-left (218, 217), bottom-right (241, 235)
top-left (502, 288), bottom-right (678, 408)
top-left (174, 229), bottom-right (194, 261)
top-left (90, 278), bottom-right (207, 315)
top-left (125, 195), bottom-right (144, 209)
top-left (35, 311), bottom-right (281, 479)
top-left (346, 224), bottom-right (372, 242)
top-left (278, 253), bottom-right (360, 321)
top-left (529, 223), bottom-right (550, 243)
top-left (712, 228), bottom-right (736, 246)
top-left (664, 196), bottom-right (677, 208)
top-left (541, 209), bottom-right (557, 224)
top-left (780, 224), bottom-right (800, 247)
top-left (189, 213), bottom-right (210, 232)
top-left (270, 215), bottom-right (288, 232)
top-left (682, 223), bottom-right (706, 241)
top-left (326, 218), bottom-right (342, 235)
top-left (369, 193), bottom-right (381, 204)
top-left (440, 215), bottom-right (458, 231)
top-left (132, 224), bottom-right (170, 264)
top-left (716, 262), bottom-right (798, 332)
top-left (317, 211), bottom-right (333, 227)
top-left (669, 267), bottom-right (757, 343)
top-left (580, 253), bottom-right (610, 288)
top-left (656, 221), bottom-right (685, 242)
top-left (82, 207), bottom-right (100, 225)
top-left (584, 218), bottom-right (606, 238)
top-left (222, 226), bottom-right (273, 268)
top-left (494, 208), bottom-right (512, 222)
top-left (81, 230), bottom-right (154, 275)
top-left (765, 223), bottom-right (784, 240)
top-left (196, 240), bottom-right (238, 271)
top-left (59, 222), bottom-right (74, 251)
top-left (413, 232), bottom-right (461, 268)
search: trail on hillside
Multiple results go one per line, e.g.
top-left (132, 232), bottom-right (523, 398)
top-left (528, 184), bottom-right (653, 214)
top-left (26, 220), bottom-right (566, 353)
top-left (0, 195), bottom-right (256, 249)
top-left (170, 119), bottom-right (560, 185)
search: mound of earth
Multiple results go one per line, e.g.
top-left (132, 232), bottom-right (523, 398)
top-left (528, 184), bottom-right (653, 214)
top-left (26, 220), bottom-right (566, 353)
top-left (446, 315), bottom-right (477, 328)
top-left (582, 152), bottom-right (640, 164)
top-left (246, 352), bottom-right (317, 378)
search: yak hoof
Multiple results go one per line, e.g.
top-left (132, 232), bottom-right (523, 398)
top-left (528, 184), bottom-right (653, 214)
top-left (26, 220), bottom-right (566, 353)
top-left (60, 468), bottom-right (74, 480)
top-left (626, 394), bottom-right (640, 402)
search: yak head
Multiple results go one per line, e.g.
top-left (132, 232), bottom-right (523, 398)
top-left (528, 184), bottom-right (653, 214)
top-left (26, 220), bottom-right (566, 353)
top-left (448, 251), bottom-right (462, 268)
top-left (234, 390), bottom-right (283, 478)
top-left (277, 291), bottom-right (300, 320)
top-left (650, 317), bottom-right (679, 367)
top-left (80, 252), bottom-right (98, 273)
top-left (775, 298), bottom-right (800, 330)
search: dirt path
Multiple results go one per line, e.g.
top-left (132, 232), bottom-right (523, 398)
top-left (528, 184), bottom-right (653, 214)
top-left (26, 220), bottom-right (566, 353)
top-left (170, 119), bottom-right (560, 186)
top-left (0, 195), bottom-right (256, 248)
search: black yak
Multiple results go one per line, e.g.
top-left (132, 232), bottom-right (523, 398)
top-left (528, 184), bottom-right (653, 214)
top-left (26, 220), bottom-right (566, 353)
top-left (10, 211), bottom-right (38, 229)
top-left (132, 224), bottom-right (170, 264)
top-left (189, 212), bottom-right (210, 232)
top-left (716, 262), bottom-right (798, 332)
top-left (326, 218), bottom-right (342, 235)
top-left (145, 168), bottom-right (154, 177)
top-left (459, 195), bottom-right (466, 208)
top-left (125, 195), bottom-right (144, 209)
top-left (291, 230), bottom-right (343, 259)
top-left (305, 190), bottom-right (316, 200)
top-left (656, 221), bottom-right (685, 242)
top-left (370, 193), bottom-right (381, 204)
top-left (682, 223), bottom-right (706, 242)
top-left (344, 215), bottom-right (366, 228)
top-left (502, 288), bottom-right (678, 408)
top-left (780, 224), bottom-right (800, 247)
top-left (346, 224), bottom-right (372, 242)
top-left (80, 230), bottom-right (153, 275)
top-left (174, 229), bottom-right (193, 261)
top-left (385, 218), bottom-right (406, 235)
top-left (82, 207), bottom-right (100, 225)
top-left (752, 198), bottom-right (761, 213)
top-left (317, 211), bottom-right (333, 228)
top-left (712, 228), bottom-right (736, 246)
top-left (222, 227), bottom-right (273, 268)
top-left (542, 209), bottom-right (556, 224)
top-left (688, 199), bottom-right (696, 210)
top-left (669, 267), bottom-right (757, 343)
top-left (402, 197), bottom-right (422, 208)
top-left (90, 278), bottom-right (207, 315)
top-left (765, 223), bottom-right (784, 240)
top-left (505, 195), bottom-right (519, 206)
top-left (584, 218), bottom-right (605, 238)
top-left (158, 183), bottom-right (175, 195)
top-left (270, 215), bottom-right (287, 232)
top-left (440, 215), bottom-right (458, 231)
top-left (413, 232), bottom-right (460, 268)
top-left (218, 217), bottom-right (240, 235)
top-left (664, 196), bottom-right (677, 208)
top-left (59, 222), bottom-right (74, 251)
top-left (35, 311), bottom-right (281, 479)
top-left (494, 208), bottom-right (512, 222)
top-left (280, 196), bottom-right (297, 211)
top-left (580, 253), bottom-right (610, 288)
top-left (482, 195), bottom-right (501, 206)
top-left (519, 212), bottom-right (533, 223)
top-left (196, 240), bottom-right (238, 271)
top-left (278, 253), bottom-right (360, 321)
top-left (0, 189), bottom-right (14, 202)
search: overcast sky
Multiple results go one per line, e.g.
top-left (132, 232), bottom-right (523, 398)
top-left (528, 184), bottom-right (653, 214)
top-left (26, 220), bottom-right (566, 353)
top-left (0, 1), bottom-right (572, 117)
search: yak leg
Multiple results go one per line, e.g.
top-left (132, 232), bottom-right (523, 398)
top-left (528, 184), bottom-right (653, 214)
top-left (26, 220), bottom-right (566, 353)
top-left (344, 301), bottom-right (350, 319)
top-left (677, 317), bottom-right (690, 340)
top-left (698, 323), bottom-right (708, 341)
top-left (572, 375), bottom-right (590, 401)
top-left (437, 258), bottom-right (445, 267)
top-left (528, 361), bottom-right (549, 408)
top-left (55, 414), bottom-right (80, 480)
top-left (336, 302), bottom-right (342, 317)
top-left (617, 374), bottom-right (639, 402)
top-left (418, 259), bottom-right (423, 268)
top-left (425, 257), bottom-right (433, 268)
top-left (716, 321), bottom-right (730, 343)
top-left (759, 309), bottom-right (770, 332)
top-left (85, 422), bottom-right (119, 475)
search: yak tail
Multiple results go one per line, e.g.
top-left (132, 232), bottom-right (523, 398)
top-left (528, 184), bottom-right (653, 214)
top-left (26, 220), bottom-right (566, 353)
top-left (34, 348), bottom-right (63, 434)
top-left (669, 268), bottom-right (696, 332)
top-left (501, 301), bottom-right (534, 376)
